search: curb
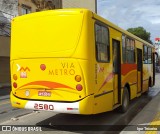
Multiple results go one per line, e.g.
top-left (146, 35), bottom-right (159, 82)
top-left (0, 95), bottom-right (10, 100)
top-left (0, 84), bottom-right (11, 89)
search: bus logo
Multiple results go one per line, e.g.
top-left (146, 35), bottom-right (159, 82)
top-left (16, 64), bottom-right (30, 78)
top-left (20, 67), bottom-right (30, 72)
top-left (20, 72), bottom-right (27, 78)
top-left (16, 64), bottom-right (30, 72)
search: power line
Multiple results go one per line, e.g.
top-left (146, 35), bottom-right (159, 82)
top-left (0, 28), bottom-right (10, 37)
top-left (0, 10), bottom-right (15, 16)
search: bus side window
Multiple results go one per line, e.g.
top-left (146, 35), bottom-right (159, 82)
top-left (143, 45), bottom-right (148, 64)
top-left (148, 47), bottom-right (152, 64)
top-left (95, 24), bottom-right (110, 62)
top-left (123, 37), bottom-right (135, 64)
top-left (122, 35), bottom-right (126, 63)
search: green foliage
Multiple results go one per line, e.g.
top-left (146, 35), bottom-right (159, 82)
top-left (127, 27), bottom-right (152, 44)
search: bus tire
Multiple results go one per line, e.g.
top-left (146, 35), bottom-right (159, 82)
top-left (119, 87), bottom-right (129, 113)
top-left (144, 79), bottom-right (150, 95)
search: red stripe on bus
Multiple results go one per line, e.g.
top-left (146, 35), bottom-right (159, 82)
top-left (18, 81), bottom-right (74, 90)
top-left (121, 64), bottom-right (137, 75)
top-left (99, 72), bottom-right (114, 91)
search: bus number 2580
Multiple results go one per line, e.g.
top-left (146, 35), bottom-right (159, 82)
top-left (34, 103), bottom-right (54, 111)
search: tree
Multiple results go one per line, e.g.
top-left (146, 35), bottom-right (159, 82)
top-left (127, 27), bottom-right (152, 44)
top-left (31, 0), bottom-right (55, 11)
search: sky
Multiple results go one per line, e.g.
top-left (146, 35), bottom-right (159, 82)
top-left (97, 0), bottom-right (160, 42)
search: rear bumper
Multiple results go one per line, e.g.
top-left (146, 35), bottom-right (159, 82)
top-left (10, 92), bottom-right (94, 114)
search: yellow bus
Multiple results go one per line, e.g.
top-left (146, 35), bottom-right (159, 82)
top-left (10, 9), bottom-right (155, 114)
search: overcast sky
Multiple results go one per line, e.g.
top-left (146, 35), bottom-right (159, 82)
top-left (97, 0), bottom-right (160, 42)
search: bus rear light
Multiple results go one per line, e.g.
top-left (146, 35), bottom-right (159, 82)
top-left (67, 108), bottom-right (73, 110)
top-left (13, 82), bottom-right (17, 88)
top-left (13, 74), bottom-right (18, 80)
top-left (67, 108), bottom-right (78, 110)
top-left (76, 84), bottom-right (83, 91)
top-left (75, 75), bottom-right (81, 82)
top-left (40, 64), bottom-right (46, 71)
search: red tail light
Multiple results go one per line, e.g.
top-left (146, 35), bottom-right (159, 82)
top-left (76, 84), bottom-right (83, 91)
top-left (40, 64), bottom-right (46, 71)
top-left (13, 82), bottom-right (17, 88)
top-left (67, 108), bottom-right (73, 110)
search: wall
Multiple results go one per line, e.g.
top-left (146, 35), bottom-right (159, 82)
top-left (0, 36), bottom-right (10, 57)
top-left (0, 36), bottom-right (10, 83)
top-left (0, 57), bottom-right (10, 83)
top-left (54, 0), bottom-right (62, 9)
top-left (62, 0), bottom-right (97, 13)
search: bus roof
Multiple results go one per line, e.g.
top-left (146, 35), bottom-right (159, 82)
top-left (12, 8), bottom-right (88, 22)
top-left (12, 8), bottom-right (154, 48)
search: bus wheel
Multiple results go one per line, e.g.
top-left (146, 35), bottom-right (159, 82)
top-left (119, 87), bottom-right (129, 113)
top-left (144, 79), bottom-right (150, 95)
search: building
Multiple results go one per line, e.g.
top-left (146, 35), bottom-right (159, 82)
top-left (18, 0), bottom-right (37, 15)
top-left (0, 0), bottom-right (17, 84)
top-left (62, 0), bottom-right (97, 13)
top-left (0, 36), bottom-right (10, 83)
top-left (0, 0), bottom-right (17, 36)
top-left (19, 0), bottom-right (61, 15)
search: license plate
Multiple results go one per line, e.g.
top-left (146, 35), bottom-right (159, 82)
top-left (38, 91), bottom-right (51, 97)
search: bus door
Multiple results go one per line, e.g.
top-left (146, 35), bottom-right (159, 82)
top-left (112, 39), bottom-right (121, 105)
top-left (137, 48), bottom-right (143, 93)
